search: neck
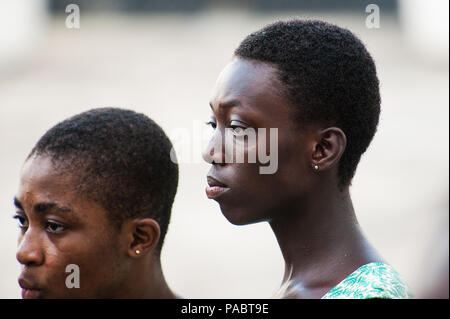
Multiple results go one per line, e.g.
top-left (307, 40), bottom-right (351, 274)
top-left (270, 183), bottom-right (382, 294)
top-left (118, 256), bottom-right (176, 299)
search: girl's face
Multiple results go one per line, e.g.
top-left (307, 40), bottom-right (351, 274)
top-left (14, 155), bottom-right (129, 298)
top-left (203, 57), bottom-right (317, 225)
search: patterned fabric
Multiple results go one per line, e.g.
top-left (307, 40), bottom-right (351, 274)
top-left (322, 262), bottom-right (412, 299)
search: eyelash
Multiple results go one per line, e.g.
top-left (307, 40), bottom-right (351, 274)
top-left (45, 221), bottom-right (66, 234)
top-left (205, 121), bottom-right (216, 129)
top-left (13, 214), bottom-right (67, 234)
top-left (13, 214), bottom-right (28, 229)
top-left (205, 121), bottom-right (246, 135)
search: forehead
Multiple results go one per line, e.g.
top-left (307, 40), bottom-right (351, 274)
top-left (210, 58), bottom-right (299, 131)
top-left (18, 155), bottom-right (69, 201)
top-left (17, 155), bottom-right (104, 217)
top-left (211, 58), bottom-right (284, 107)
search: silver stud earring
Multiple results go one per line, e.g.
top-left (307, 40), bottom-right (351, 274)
top-left (313, 164), bottom-right (319, 171)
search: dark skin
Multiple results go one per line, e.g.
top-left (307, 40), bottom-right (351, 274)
top-left (203, 57), bottom-right (384, 298)
top-left (14, 154), bottom-right (175, 299)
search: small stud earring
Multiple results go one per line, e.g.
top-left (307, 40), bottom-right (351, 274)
top-left (136, 249), bottom-right (141, 255)
top-left (313, 164), bottom-right (319, 171)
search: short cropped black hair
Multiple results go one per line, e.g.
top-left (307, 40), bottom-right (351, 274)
top-left (29, 107), bottom-right (178, 253)
top-left (235, 19), bottom-right (381, 188)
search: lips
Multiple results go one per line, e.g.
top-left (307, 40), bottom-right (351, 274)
top-left (19, 277), bottom-right (43, 299)
top-left (206, 175), bottom-right (230, 199)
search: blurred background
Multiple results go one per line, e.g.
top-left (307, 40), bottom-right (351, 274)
top-left (0, 0), bottom-right (448, 298)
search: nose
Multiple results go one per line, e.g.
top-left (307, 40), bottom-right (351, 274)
top-left (16, 227), bottom-right (44, 267)
top-left (202, 129), bottom-right (225, 165)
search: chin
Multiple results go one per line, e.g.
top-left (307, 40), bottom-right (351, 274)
top-left (219, 204), bottom-right (264, 226)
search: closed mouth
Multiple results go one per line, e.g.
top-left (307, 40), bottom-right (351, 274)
top-left (206, 176), bottom-right (230, 199)
top-left (207, 176), bottom-right (228, 188)
top-left (19, 277), bottom-right (43, 299)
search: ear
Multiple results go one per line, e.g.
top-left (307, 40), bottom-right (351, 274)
top-left (311, 127), bottom-right (347, 171)
top-left (123, 218), bottom-right (161, 258)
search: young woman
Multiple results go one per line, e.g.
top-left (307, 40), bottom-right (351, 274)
top-left (14, 108), bottom-right (178, 298)
top-left (203, 20), bottom-right (411, 299)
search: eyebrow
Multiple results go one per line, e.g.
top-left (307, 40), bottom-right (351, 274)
top-left (14, 197), bottom-right (73, 214)
top-left (210, 99), bottom-right (242, 109)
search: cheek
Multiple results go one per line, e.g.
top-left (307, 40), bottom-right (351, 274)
top-left (248, 139), bottom-right (309, 204)
top-left (67, 232), bottom-right (119, 273)
top-left (44, 229), bottom-right (122, 297)
top-left (219, 133), bottom-right (310, 221)
top-left (277, 133), bottom-right (311, 186)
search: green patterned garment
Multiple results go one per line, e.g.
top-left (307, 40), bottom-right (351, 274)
top-left (322, 262), bottom-right (413, 299)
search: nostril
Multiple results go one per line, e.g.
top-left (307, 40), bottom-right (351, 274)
top-left (212, 160), bottom-right (227, 167)
top-left (202, 148), bottom-right (216, 164)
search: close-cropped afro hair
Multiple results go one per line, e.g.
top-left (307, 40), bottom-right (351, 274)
top-left (235, 19), bottom-right (381, 188)
top-left (28, 107), bottom-right (178, 254)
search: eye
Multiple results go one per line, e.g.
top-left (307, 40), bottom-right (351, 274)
top-left (45, 221), bottom-right (66, 234)
top-left (230, 120), bottom-right (249, 137)
top-left (230, 126), bottom-right (246, 136)
top-left (13, 214), bottom-right (28, 229)
top-left (205, 121), bottom-right (217, 129)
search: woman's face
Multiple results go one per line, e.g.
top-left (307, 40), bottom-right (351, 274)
top-left (203, 57), bottom-right (317, 225)
top-left (14, 155), bottom-right (129, 298)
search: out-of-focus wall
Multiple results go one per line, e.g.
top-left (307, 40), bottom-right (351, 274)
top-left (0, 0), bottom-right (48, 71)
top-left (399, 0), bottom-right (449, 64)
